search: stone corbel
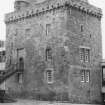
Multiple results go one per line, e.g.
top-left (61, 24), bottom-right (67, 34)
top-left (94, 12), bottom-right (97, 17)
top-left (74, 4), bottom-right (79, 10)
top-left (26, 11), bottom-right (30, 18)
top-left (23, 12), bottom-right (26, 18)
top-left (21, 14), bottom-right (24, 20)
top-left (65, 1), bottom-right (69, 7)
top-left (57, 3), bottom-right (60, 8)
top-left (69, 4), bottom-right (73, 9)
top-left (54, 4), bottom-right (58, 10)
top-left (14, 16), bottom-right (17, 22)
top-left (60, 4), bottom-right (64, 9)
top-left (78, 6), bottom-right (81, 11)
top-left (10, 16), bottom-right (13, 21)
top-left (46, 8), bottom-right (49, 13)
top-left (42, 8), bottom-right (46, 14)
top-left (80, 6), bottom-right (84, 12)
top-left (18, 15), bottom-right (21, 21)
top-left (13, 16), bottom-right (16, 22)
top-left (32, 9), bottom-right (35, 16)
top-left (75, 4), bottom-right (79, 10)
top-left (57, 3), bottom-right (62, 10)
top-left (84, 8), bottom-right (87, 13)
top-left (36, 9), bottom-right (39, 16)
top-left (39, 8), bottom-right (43, 15)
top-left (31, 9), bottom-right (34, 15)
top-left (42, 8), bottom-right (45, 11)
top-left (49, 5), bottom-right (53, 12)
top-left (38, 10), bottom-right (42, 16)
top-left (60, 0), bottom-right (65, 6)
top-left (47, 6), bottom-right (49, 9)
top-left (91, 11), bottom-right (95, 17)
top-left (28, 10), bottom-right (32, 17)
top-left (87, 9), bottom-right (90, 15)
top-left (14, 16), bottom-right (16, 20)
top-left (51, 5), bottom-right (54, 9)
top-left (31, 10), bottom-right (34, 16)
top-left (43, 7), bottom-right (48, 14)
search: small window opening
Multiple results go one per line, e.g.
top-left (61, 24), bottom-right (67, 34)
top-left (81, 25), bottom-right (84, 32)
top-left (46, 47), bottom-right (52, 61)
top-left (46, 70), bottom-right (53, 84)
top-left (81, 70), bottom-right (90, 83)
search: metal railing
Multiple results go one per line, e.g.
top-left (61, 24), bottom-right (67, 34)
top-left (0, 63), bottom-right (19, 84)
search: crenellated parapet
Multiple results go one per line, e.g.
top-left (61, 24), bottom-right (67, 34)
top-left (5, 0), bottom-right (102, 24)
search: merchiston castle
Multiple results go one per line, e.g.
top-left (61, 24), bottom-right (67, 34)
top-left (4, 0), bottom-right (102, 104)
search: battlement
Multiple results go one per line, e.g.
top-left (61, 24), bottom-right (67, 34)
top-left (5, 0), bottom-right (102, 24)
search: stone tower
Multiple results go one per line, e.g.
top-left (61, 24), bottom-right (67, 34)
top-left (5, 0), bottom-right (102, 104)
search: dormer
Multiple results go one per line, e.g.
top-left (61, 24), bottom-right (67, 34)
top-left (81, 0), bottom-right (88, 3)
top-left (14, 0), bottom-right (30, 11)
top-left (71, 0), bottom-right (88, 3)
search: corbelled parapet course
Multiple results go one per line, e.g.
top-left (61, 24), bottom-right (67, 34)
top-left (5, 0), bottom-right (102, 24)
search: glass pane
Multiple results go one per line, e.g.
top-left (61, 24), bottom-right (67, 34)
top-left (80, 48), bottom-right (85, 62)
top-left (103, 68), bottom-right (105, 80)
top-left (46, 48), bottom-right (52, 61)
top-left (86, 70), bottom-right (90, 82)
top-left (81, 70), bottom-right (85, 82)
top-left (85, 49), bottom-right (90, 62)
top-left (47, 70), bottom-right (53, 83)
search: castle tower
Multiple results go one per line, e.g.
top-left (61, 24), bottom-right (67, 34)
top-left (5, 0), bottom-right (102, 104)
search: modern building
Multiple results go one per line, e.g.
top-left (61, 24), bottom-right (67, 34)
top-left (101, 60), bottom-right (105, 103)
top-left (4, 0), bottom-right (102, 104)
top-left (0, 41), bottom-right (6, 90)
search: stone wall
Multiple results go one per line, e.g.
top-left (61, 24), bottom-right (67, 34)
top-left (6, 6), bottom-right (69, 100)
top-left (5, 0), bottom-right (102, 104)
top-left (66, 7), bottom-right (102, 103)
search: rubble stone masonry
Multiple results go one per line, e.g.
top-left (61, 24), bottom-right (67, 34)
top-left (5, 0), bottom-right (102, 104)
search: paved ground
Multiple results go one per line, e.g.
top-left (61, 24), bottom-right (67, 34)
top-left (0, 99), bottom-right (101, 105)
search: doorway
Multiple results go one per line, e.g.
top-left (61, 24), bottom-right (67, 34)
top-left (19, 57), bottom-right (24, 72)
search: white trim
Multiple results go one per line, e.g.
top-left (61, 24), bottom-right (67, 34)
top-left (102, 87), bottom-right (105, 93)
top-left (70, 65), bottom-right (91, 70)
top-left (85, 70), bottom-right (90, 83)
top-left (45, 68), bottom-right (54, 84)
top-left (79, 47), bottom-right (90, 63)
top-left (0, 47), bottom-right (5, 52)
top-left (81, 70), bottom-right (90, 83)
top-left (79, 46), bottom-right (90, 50)
top-left (81, 70), bottom-right (85, 83)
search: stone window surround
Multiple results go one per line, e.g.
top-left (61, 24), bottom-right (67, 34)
top-left (81, 69), bottom-right (90, 83)
top-left (46, 24), bottom-right (51, 36)
top-left (16, 73), bottom-right (23, 84)
top-left (0, 51), bottom-right (6, 63)
top-left (45, 46), bottom-right (52, 61)
top-left (45, 68), bottom-right (54, 84)
top-left (80, 24), bottom-right (84, 32)
top-left (79, 46), bottom-right (90, 63)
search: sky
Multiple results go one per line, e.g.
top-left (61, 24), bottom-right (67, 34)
top-left (0, 0), bottom-right (105, 58)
